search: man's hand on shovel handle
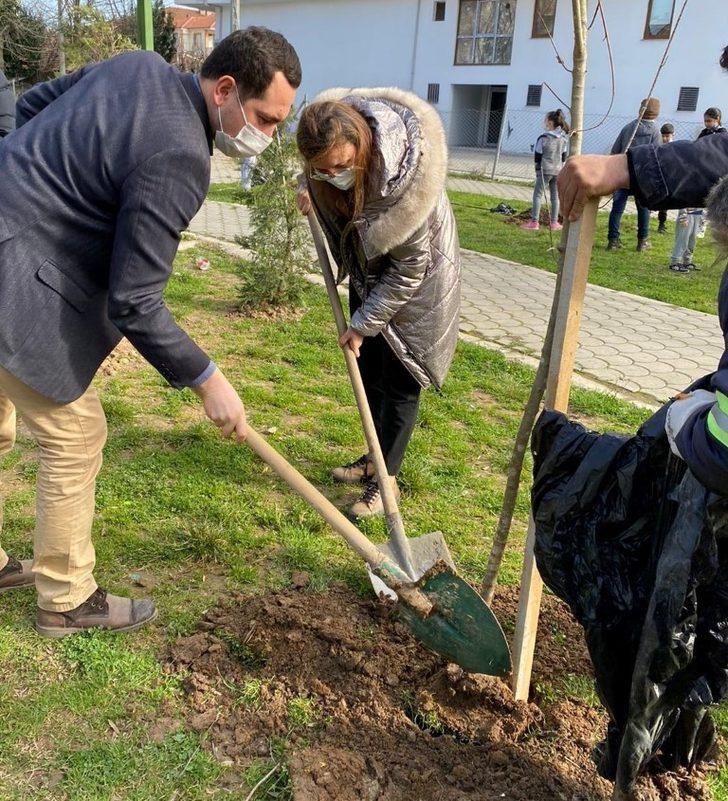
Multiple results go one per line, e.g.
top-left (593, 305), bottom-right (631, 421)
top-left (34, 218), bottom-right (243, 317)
top-left (192, 368), bottom-right (248, 442)
top-left (339, 327), bottom-right (364, 358)
top-left (558, 154), bottom-right (631, 222)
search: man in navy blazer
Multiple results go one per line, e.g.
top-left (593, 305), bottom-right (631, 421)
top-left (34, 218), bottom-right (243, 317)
top-left (0, 28), bottom-right (301, 637)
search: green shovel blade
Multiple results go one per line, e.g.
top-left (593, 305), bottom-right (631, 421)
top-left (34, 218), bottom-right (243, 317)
top-left (397, 570), bottom-right (511, 676)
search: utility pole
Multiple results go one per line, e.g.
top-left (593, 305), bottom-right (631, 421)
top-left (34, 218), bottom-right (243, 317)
top-left (57, 0), bottom-right (66, 76)
top-left (137, 0), bottom-right (154, 51)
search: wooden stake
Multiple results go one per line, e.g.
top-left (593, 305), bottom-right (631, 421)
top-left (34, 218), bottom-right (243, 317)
top-left (511, 199), bottom-right (598, 701)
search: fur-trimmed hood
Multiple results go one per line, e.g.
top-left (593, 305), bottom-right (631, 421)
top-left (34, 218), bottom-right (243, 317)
top-left (310, 86), bottom-right (448, 257)
top-left (707, 175), bottom-right (728, 253)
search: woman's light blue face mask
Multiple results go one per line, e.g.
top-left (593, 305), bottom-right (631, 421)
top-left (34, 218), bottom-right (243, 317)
top-left (310, 167), bottom-right (356, 191)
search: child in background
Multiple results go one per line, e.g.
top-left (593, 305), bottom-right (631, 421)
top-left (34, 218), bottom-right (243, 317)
top-left (698, 107), bottom-right (727, 138)
top-left (240, 155), bottom-right (257, 191)
top-left (669, 208), bottom-right (703, 273)
top-left (657, 122), bottom-right (674, 234)
top-left (667, 111), bottom-right (726, 259)
top-left (521, 109), bottom-right (570, 231)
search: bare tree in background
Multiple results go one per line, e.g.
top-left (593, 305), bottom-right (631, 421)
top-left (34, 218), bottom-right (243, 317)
top-left (569, 0), bottom-right (589, 157)
top-left (9, 0), bottom-right (178, 82)
top-left (1, 0), bottom-right (48, 79)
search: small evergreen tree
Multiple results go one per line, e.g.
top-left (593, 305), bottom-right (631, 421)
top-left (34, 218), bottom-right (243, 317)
top-left (153, 0), bottom-right (176, 63)
top-left (236, 117), bottom-right (311, 311)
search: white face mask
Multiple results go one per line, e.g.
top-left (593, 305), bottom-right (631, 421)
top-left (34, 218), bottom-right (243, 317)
top-left (311, 167), bottom-right (356, 191)
top-left (215, 88), bottom-right (273, 158)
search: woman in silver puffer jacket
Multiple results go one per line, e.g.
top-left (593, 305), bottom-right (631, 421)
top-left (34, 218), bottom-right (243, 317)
top-left (296, 87), bottom-right (461, 519)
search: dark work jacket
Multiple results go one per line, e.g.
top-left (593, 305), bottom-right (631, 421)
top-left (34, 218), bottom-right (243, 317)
top-left (0, 51), bottom-right (213, 403)
top-left (610, 118), bottom-right (661, 155)
top-left (698, 126), bottom-right (728, 139)
top-left (629, 137), bottom-right (728, 494)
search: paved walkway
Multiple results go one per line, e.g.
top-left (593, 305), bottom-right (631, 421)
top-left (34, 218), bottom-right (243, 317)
top-left (193, 175), bottom-right (720, 407)
top-left (458, 251), bottom-right (722, 404)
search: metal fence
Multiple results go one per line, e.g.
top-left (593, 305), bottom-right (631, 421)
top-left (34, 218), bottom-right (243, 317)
top-left (442, 108), bottom-right (705, 183)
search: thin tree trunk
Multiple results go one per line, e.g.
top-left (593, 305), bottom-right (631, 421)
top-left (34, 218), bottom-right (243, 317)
top-left (480, 0), bottom-right (590, 605)
top-left (570, 0), bottom-right (588, 157)
top-left (57, 0), bottom-right (66, 76)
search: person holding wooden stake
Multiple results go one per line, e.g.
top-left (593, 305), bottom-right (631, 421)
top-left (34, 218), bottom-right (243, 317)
top-left (296, 88), bottom-right (461, 518)
top-left (558, 46), bottom-right (728, 497)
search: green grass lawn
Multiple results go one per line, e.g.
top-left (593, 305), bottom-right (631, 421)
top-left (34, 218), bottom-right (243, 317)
top-left (450, 190), bottom-right (726, 315)
top-left (0, 244), bottom-right (725, 799)
top-left (207, 182), bottom-right (250, 205)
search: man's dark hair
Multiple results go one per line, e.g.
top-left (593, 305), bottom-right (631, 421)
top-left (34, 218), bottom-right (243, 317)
top-left (660, 122), bottom-right (674, 135)
top-left (721, 45), bottom-right (728, 70)
top-left (201, 27), bottom-right (301, 99)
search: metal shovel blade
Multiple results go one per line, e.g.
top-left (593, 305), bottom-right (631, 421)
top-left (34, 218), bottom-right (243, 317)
top-left (398, 567), bottom-right (512, 677)
top-left (379, 529), bottom-right (456, 581)
top-left (366, 530), bottom-right (456, 601)
top-left (368, 534), bottom-right (510, 676)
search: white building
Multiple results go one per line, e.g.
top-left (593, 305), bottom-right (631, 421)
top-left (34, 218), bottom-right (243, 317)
top-left (184, 0), bottom-right (724, 159)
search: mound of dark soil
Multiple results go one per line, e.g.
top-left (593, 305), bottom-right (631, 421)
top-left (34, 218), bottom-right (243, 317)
top-left (169, 584), bottom-right (714, 801)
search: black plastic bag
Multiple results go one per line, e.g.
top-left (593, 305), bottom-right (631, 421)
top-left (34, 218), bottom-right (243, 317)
top-left (531, 408), bottom-right (728, 794)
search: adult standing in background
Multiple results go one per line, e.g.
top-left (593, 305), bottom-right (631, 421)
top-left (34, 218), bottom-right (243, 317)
top-left (0, 70), bottom-right (15, 138)
top-left (606, 98), bottom-right (661, 253)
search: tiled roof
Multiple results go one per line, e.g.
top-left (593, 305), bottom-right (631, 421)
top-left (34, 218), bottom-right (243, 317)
top-left (167, 6), bottom-right (216, 30)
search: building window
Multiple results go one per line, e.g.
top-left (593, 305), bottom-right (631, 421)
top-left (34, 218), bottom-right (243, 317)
top-left (455, 0), bottom-right (517, 66)
top-left (677, 86), bottom-right (699, 112)
top-left (532, 0), bottom-right (556, 38)
top-left (427, 83), bottom-right (441, 104)
top-left (526, 84), bottom-right (542, 106)
top-left (434, 1), bottom-right (446, 21)
top-left (193, 32), bottom-right (203, 49)
top-left (644, 0), bottom-right (674, 39)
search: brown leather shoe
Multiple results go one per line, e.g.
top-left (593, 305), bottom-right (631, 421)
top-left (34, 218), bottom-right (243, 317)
top-left (332, 454), bottom-right (374, 485)
top-left (0, 556), bottom-right (35, 593)
top-left (36, 587), bottom-right (157, 639)
top-left (349, 477), bottom-right (400, 519)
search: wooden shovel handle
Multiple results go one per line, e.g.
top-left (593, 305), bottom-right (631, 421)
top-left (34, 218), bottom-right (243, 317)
top-left (307, 212), bottom-right (415, 578)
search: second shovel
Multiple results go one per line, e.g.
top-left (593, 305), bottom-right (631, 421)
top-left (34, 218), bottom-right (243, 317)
top-left (307, 211), bottom-right (454, 584)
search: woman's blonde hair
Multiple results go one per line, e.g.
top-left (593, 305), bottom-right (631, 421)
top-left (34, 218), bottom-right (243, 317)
top-left (297, 101), bottom-right (373, 218)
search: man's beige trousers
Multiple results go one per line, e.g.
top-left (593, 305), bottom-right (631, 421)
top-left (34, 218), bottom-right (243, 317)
top-left (0, 365), bottom-right (106, 611)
